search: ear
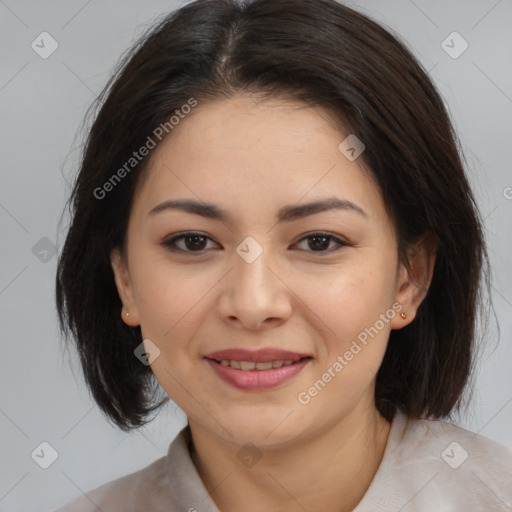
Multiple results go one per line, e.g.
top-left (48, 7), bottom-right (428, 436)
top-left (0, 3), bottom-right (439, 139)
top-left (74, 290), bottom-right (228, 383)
top-left (390, 231), bottom-right (437, 329)
top-left (110, 248), bottom-right (141, 326)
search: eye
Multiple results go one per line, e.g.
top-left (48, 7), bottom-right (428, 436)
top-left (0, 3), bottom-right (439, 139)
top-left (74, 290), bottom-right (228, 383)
top-left (161, 232), bottom-right (219, 254)
top-left (293, 232), bottom-right (349, 254)
top-left (161, 231), bottom-right (350, 255)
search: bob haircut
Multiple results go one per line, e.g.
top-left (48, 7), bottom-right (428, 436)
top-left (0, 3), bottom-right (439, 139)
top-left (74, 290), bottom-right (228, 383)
top-left (55, 0), bottom-right (491, 432)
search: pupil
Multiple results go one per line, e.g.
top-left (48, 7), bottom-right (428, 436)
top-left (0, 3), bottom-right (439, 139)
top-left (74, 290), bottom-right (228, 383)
top-left (186, 235), bottom-right (206, 250)
top-left (310, 235), bottom-right (329, 251)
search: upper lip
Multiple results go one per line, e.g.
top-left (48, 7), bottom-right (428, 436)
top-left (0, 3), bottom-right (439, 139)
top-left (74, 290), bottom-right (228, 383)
top-left (203, 348), bottom-right (312, 363)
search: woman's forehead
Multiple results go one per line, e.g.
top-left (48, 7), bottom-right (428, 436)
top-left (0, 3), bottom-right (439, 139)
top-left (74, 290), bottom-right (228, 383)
top-left (140, 96), bottom-right (370, 194)
top-left (158, 95), bottom-right (349, 152)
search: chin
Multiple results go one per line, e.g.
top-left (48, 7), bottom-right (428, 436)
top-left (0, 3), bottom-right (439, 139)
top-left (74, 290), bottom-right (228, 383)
top-left (208, 405), bottom-right (304, 447)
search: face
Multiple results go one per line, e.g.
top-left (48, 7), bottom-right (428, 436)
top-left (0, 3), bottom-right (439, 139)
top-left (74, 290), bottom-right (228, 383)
top-left (111, 94), bottom-right (426, 449)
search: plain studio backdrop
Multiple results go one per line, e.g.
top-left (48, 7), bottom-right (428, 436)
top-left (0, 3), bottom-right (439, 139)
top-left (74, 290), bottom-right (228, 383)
top-left (0, 1), bottom-right (511, 511)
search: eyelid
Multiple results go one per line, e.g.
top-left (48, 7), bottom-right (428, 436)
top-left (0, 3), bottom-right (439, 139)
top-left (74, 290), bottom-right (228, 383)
top-left (161, 231), bottom-right (220, 254)
top-left (160, 231), bottom-right (351, 254)
top-left (293, 231), bottom-right (350, 250)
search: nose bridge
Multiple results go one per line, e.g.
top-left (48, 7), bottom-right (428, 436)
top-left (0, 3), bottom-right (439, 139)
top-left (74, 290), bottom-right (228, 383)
top-left (233, 234), bottom-right (277, 297)
top-left (220, 234), bottom-right (291, 328)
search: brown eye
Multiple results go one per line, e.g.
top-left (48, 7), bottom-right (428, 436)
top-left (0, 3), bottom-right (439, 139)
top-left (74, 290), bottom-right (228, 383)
top-left (294, 232), bottom-right (349, 253)
top-left (161, 232), bottom-right (218, 253)
top-left (161, 231), bottom-right (349, 255)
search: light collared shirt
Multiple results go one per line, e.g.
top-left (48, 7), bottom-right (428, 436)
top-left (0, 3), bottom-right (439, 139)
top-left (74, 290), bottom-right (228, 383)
top-left (53, 411), bottom-right (512, 511)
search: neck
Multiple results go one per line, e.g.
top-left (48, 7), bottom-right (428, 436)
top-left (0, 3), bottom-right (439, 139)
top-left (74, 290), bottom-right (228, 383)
top-left (188, 403), bottom-right (392, 512)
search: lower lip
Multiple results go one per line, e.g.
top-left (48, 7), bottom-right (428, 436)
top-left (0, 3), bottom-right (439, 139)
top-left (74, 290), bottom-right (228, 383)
top-left (205, 358), bottom-right (311, 391)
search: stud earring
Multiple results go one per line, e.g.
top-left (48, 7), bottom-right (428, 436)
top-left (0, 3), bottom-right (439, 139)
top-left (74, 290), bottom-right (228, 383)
top-left (400, 312), bottom-right (407, 319)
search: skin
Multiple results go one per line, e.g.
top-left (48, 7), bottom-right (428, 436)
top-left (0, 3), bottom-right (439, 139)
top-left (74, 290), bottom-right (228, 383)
top-left (111, 94), bottom-right (436, 512)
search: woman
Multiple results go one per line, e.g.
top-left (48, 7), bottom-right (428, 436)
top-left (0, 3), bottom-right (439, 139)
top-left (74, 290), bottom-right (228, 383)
top-left (53, 0), bottom-right (512, 510)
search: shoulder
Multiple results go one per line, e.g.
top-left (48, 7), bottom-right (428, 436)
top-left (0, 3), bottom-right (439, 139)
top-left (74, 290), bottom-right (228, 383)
top-left (407, 419), bottom-right (512, 466)
top-left (357, 412), bottom-right (512, 512)
top-left (51, 429), bottom-right (191, 512)
top-left (52, 456), bottom-right (173, 512)
top-left (404, 413), bottom-right (512, 467)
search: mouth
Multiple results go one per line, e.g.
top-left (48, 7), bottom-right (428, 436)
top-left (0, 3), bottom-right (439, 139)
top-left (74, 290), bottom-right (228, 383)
top-left (205, 356), bottom-right (312, 371)
top-left (203, 347), bottom-right (312, 363)
top-left (203, 349), bottom-right (313, 391)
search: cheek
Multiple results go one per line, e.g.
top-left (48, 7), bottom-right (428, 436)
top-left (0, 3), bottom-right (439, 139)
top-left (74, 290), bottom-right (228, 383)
top-left (300, 263), bottom-right (396, 334)
top-left (306, 262), bottom-right (396, 380)
top-left (131, 255), bottom-right (218, 338)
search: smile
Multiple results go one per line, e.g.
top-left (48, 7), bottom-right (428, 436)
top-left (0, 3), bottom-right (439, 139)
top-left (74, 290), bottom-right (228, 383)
top-left (213, 358), bottom-right (309, 370)
top-left (204, 356), bottom-right (312, 391)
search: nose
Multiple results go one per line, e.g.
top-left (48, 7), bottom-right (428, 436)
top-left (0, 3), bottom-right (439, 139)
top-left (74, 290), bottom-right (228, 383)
top-left (217, 244), bottom-right (293, 331)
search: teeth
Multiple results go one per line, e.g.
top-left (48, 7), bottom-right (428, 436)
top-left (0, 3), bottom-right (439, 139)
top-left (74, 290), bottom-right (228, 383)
top-left (255, 361), bottom-right (273, 370)
top-left (218, 359), bottom-right (300, 370)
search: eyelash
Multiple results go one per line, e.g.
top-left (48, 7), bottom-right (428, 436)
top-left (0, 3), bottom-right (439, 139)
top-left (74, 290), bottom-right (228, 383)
top-left (160, 231), bottom-right (350, 255)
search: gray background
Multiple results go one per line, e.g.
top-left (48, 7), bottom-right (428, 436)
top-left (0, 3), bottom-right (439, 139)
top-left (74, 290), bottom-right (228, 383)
top-left (1, 0), bottom-right (511, 510)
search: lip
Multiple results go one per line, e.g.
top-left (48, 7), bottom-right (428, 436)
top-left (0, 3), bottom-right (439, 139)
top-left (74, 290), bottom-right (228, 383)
top-left (203, 348), bottom-right (311, 363)
top-left (203, 348), bottom-right (313, 391)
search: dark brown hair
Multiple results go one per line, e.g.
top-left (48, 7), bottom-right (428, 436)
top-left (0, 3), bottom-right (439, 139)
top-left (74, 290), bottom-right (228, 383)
top-left (55, 0), bottom-right (491, 431)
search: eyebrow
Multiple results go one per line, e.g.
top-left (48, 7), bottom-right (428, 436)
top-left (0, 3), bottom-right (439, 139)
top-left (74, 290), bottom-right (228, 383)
top-left (148, 197), bottom-right (367, 223)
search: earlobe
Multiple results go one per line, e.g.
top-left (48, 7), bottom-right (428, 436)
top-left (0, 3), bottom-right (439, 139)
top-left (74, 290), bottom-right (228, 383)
top-left (391, 232), bottom-right (437, 330)
top-left (110, 248), bottom-right (141, 326)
